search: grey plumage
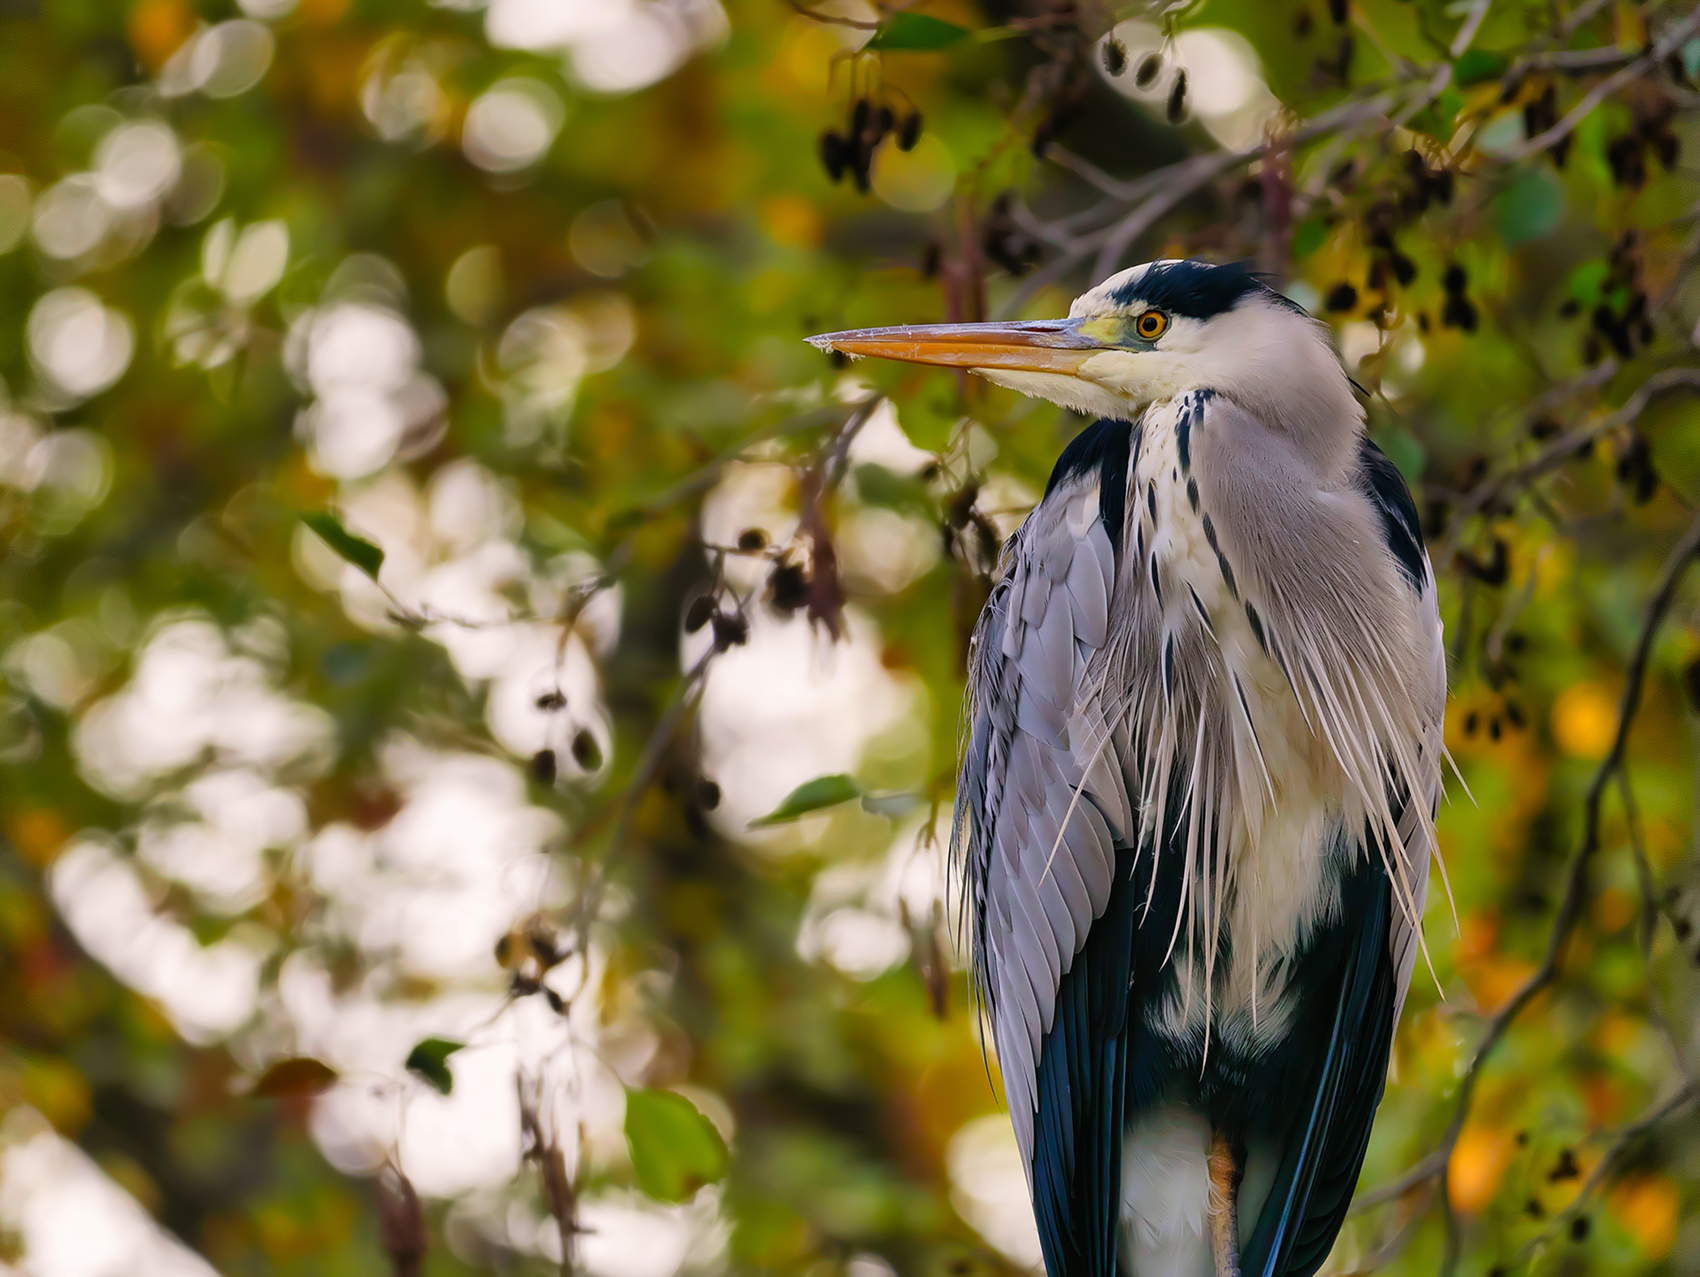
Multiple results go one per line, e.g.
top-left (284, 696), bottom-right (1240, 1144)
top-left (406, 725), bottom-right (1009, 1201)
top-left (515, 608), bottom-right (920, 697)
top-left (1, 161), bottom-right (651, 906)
top-left (812, 258), bottom-right (1447, 1277)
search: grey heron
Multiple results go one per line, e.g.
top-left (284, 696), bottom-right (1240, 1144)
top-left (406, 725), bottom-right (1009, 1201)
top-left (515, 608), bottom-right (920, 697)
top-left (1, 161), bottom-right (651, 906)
top-left (809, 260), bottom-right (1445, 1277)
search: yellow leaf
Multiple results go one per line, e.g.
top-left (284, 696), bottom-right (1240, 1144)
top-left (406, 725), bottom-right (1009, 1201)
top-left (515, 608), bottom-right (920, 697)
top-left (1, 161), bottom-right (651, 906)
top-left (760, 196), bottom-right (822, 251)
top-left (1552, 682), bottom-right (1616, 759)
top-left (1449, 1124), bottom-right (1512, 1214)
top-left (126, 0), bottom-right (192, 70)
top-left (5, 810), bottom-right (69, 868)
top-left (1611, 1173), bottom-right (1679, 1257)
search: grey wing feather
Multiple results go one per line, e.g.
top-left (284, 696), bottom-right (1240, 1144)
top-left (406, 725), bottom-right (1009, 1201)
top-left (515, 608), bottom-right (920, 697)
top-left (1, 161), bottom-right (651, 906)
top-left (953, 472), bottom-right (1134, 1176)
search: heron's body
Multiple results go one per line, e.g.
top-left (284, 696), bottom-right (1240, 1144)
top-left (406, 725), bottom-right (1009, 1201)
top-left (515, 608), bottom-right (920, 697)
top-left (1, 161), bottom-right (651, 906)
top-left (810, 261), bottom-right (1445, 1277)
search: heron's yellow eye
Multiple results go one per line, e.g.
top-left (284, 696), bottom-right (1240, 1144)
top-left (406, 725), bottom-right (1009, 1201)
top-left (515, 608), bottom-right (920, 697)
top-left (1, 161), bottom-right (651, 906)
top-left (1135, 310), bottom-right (1169, 341)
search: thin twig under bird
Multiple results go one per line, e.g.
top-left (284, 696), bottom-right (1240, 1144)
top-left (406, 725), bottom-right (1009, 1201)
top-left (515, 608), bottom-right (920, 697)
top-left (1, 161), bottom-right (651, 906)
top-left (809, 259), bottom-right (1446, 1277)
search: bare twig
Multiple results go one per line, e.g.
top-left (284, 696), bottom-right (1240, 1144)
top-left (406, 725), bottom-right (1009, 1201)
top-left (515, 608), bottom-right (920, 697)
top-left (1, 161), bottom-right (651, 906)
top-left (1505, 7), bottom-right (1700, 160)
top-left (1439, 366), bottom-right (1700, 568)
top-left (1089, 88), bottom-right (1405, 281)
top-left (1558, 0), bottom-right (1617, 38)
top-left (1618, 769), bottom-right (1659, 961)
top-left (1449, 0), bottom-right (1493, 57)
top-left (1352, 1148), bottom-right (1449, 1213)
top-left (566, 642), bottom-right (719, 932)
top-left (1616, 767), bottom-right (1696, 1088)
top-left (519, 1072), bottom-right (584, 1276)
top-left (564, 397), bottom-right (882, 937)
top-left (1518, 45), bottom-right (1642, 72)
top-left (1426, 511), bottom-right (1700, 1277)
top-left (987, 83), bottom-right (1412, 314)
top-left (1511, 1081), bottom-right (1698, 1262)
top-left (377, 1164), bottom-right (426, 1277)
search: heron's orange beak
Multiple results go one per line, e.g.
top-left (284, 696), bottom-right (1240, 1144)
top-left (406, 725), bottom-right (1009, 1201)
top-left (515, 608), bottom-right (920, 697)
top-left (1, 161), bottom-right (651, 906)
top-left (806, 318), bottom-right (1101, 375)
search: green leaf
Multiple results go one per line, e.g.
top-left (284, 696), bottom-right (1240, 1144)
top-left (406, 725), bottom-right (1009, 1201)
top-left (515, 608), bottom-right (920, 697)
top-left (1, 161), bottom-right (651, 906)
top-left (1491, 170), bottom-right (1564, 245)
top-left (624, 1089), bottom-right (729, 1202)
top-left (749, 774), bottom-right (863, 827)
top-left (1290, 216), bottom-right (1329, 261)
top-left (1566, 260), bottom-right (1608, 305)
top-left (1453, 49), bottom-right (1509, 87)
top-left (1406, 87), bottom-right (1463, 142)
top-left (898, 387), bottom-right (958, 452)
top-left (1371, 427), bottom-right (1426, 484)
top-left (405, 1038), bottom-right (465, 1095)
top-left (853, 464), bottom-right (932, 515)
top-left (867, 13), bottom-right (971, 50)
top-left (302, 512), bottom-right (385, 579)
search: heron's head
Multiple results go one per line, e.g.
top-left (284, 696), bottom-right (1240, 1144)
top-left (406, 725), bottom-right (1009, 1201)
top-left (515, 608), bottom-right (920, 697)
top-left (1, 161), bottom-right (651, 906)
top-left (809, 259), bottom-right (1363, 476)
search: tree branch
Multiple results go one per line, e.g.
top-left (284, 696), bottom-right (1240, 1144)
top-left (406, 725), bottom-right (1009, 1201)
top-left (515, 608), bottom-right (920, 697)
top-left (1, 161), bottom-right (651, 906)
top-left (1505, 7), bottom-right (1700, 160)
top-left (1439, 366), bottom-right (1700, 569)
top-left (1423, 510), bottom-right (1700, 1277)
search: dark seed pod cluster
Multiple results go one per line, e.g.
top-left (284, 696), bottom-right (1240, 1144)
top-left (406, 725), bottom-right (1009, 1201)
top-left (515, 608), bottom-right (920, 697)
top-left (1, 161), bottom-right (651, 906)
top-left (1032, 71), bottom-right (1090, 158)
top-left (1166, 69), bottom-right (1188, 124)
top-left (981, 192), bottom-right (1042, 276)
top-left (1324, 282), bottom-right (1357, 312)
top-left (897, 110), bottom-right (922, 151)
top-left (1456, 537), bottom-right (1508, 586)
top-left (1591, 292), bottom-right (1649, 359)
top-left (1605, 96), bottom-right (1678, 191)
top-left (819, 131), bottom-right (847, 182)
top-left (1582, 232), bottom-right (1654, 363)
top-left (687, 592), bottom-right (752, 647)
top-left (1316, 34), bottom-right (1352, 84)
top-left (767, 560), bottom-right (810, 615)
top-left (684, 594), bottom-right (716, 633)
top-left (1441, 263), bottom-right (1477, 332)
top-left (710, 610), bottom-right (750, 650)
top-left (531, 748), bottom-right (556, 784)
top-left (1404, 149), bottom-right (1455, 211)
top-left (570, 729), bottom-right (602, 771)
top-left (1364, 228), bottom-right (1417, 292)
top-left (1615, 431), bottom-right (1658, 504)
top-left (1521, 83), bottom-right (1570, 167)
top-left (819, 97), bottom-right (923, 191)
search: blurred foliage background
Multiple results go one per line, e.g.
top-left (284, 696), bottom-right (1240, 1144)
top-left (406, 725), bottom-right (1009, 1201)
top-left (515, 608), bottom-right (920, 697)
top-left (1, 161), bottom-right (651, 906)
top-left (2, 0), bottom-right (1700, 1275)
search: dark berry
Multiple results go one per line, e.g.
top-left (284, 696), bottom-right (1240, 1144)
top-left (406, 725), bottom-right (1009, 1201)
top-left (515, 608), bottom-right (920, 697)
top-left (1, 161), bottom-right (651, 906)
top-left (532, 749), bottom-right (557, 784)
top-left (684, 595), bottom-right (716, 633)
top-left (1166, 70), bottom-right (1188, 124)
top-left (570, 730), bottom-right (602, 771)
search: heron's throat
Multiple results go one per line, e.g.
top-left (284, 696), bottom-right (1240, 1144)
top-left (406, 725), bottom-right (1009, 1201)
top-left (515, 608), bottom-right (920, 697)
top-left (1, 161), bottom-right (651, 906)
top-left (974, 364), bottom-right (1156, 423)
